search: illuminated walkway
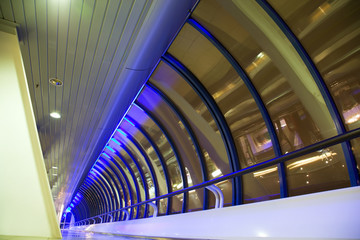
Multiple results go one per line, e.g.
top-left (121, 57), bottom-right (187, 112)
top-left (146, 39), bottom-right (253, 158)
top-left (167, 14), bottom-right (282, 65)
top-left (61, 230), bottom-right (188, 240)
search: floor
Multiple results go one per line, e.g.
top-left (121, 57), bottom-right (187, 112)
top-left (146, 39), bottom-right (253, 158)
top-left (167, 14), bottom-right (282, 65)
top-left (0, 230), bottom-right (203, 240)
top-left (61, 230), bottom-right (191, 240)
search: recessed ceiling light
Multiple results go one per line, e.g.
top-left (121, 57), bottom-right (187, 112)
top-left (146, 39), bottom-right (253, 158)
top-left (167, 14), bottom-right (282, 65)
top-left (49, 78), bottom-right (63, 86)
top-left (50, 112), bottom-right (61, 119)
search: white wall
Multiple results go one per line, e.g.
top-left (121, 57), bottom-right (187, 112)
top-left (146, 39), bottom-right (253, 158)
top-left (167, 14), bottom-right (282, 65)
top-left (71, 186), bottom-right (360, 239)
top-left (0, 26), bottom-right (61, 238)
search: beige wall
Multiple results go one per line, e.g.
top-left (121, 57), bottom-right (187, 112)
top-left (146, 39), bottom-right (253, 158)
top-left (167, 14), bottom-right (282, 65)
top-left (0, 25), bottom-right (61, 238)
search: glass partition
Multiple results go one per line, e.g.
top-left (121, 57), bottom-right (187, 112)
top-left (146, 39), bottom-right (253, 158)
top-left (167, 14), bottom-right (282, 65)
top-left (268, 0), bottom-right (360, 131)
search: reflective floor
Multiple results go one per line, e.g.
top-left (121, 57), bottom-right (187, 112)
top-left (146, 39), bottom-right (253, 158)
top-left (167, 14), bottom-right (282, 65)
top-left (0, 230), bottom-right (203, 240)
top-left (61, 230), bottom-right (200, 240)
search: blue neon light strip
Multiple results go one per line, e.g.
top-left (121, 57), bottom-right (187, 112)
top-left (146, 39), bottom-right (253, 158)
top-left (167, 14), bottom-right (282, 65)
top-left (111, 138), bottom-right (121, 145)
top-left (256, 0), bottom-right (359, 186)
top-left (117, 129), bottom-right (128, 137)
top-left (124, 117), bottom-right (135, 126)
top-left (106, 146), bottom-right (116, 153)
top-left (102, 153), bottom-right (110, 159)
top-left (162, 54), bottom-right (242, 205)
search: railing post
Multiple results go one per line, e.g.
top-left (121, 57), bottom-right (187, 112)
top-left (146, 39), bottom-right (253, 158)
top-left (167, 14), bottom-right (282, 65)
top-left (108, 213), bottom-right (113, 222)
top-left (206, 185), bottom-right (224, 208)
top-left (147, 202), bottom-right (158, 217)
top-left (122, 210), bottom-right (130, 221)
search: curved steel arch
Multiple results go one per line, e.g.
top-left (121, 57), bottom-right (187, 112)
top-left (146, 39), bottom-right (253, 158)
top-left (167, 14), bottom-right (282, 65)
top-left (79, 185), bottom-right (100, 218)
top-left (256, 0), bottom-right (359, 186)
top-left (125, 115), bottom-right (172, 215)
top-left (187, 18), bottom-right (287, 197)
top-left (79, 187), bottom-right (100, 220)
top-left (100, 156), bottom-right (135, 220)
top-left (82, 182), bottom-right (105, 218)
top-left (92, 166), bottom-right (118, 222)
top-left (119, 128), bottom-right (159, 217)
top-left (146, 82), bottom-right (209, 209)
top-left (134, 101), bottom-right (188, 213)
top-left (96, 160), bottom-right (125, 221)
top-left (78, 188), bottom-right (97, 219)
top-left (75, 199), bottom-right (90, 223)
top-left (88, 174), bottom-right (113, 217)
top-left (83, 179), bottom-right (108, 218)
top-left (111, 137), bottom-right (149, 218)
top-left (93, 165), bottom-right (122, 221)
top-left (162, 54), bottom-right (241, 205)
top-left (110, 150), bottom-right (142, 219)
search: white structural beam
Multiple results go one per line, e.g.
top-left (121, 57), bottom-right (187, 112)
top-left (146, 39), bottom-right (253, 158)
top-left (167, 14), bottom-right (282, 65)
top-left (0, 23), bottom-right (61, 239)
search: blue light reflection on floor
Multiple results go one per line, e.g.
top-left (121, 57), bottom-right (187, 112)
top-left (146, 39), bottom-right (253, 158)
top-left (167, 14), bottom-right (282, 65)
top-left (61, 230), bottom-right (201, 240)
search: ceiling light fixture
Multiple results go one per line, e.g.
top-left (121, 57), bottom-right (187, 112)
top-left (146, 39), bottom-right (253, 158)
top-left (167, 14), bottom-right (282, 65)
top-left (50, 112), bottom-right (61, 119)
top-left (49, 78), bottom-right (63, 86)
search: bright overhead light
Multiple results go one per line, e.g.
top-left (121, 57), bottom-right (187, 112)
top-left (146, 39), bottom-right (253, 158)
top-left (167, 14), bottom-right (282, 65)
top-left (50, 112), bottom-right (61, 119)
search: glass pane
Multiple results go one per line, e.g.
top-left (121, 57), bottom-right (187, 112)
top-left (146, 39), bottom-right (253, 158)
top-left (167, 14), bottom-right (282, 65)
top-left (137, 86), bottom-right (204, 211)
top-left (191, 0), bottom-right (338, 152)
top-left (125, 107), bottom-right (169, 214)
top-left (243, 165), bottom-right (280, 203)
top-left (286, 144), bottom-right (350, 196)
top-left (118, 119), bottom-right (156, 200)
top-left (149, 61), bottom-right (233, 207)
top-left (351, 138), bottom-right (360, 176)
top-left (130, 103), bottom-right (183, 214)
top-left (110, 154), bottom-right (138, 206)
top-left (93, 167), bottom-right (118, 214)
top-left (268, 0), bottom-right (360, 130)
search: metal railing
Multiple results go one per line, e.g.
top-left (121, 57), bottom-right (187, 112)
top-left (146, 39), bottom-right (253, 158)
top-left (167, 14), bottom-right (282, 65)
top-left (74, 127), bottom-right (360, 226)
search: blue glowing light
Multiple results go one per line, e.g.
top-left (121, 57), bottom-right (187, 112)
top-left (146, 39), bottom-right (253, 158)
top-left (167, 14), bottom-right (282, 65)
top-left (117, 129), bottom-right (128, 137)
top-left (106, 146), bottom-right (115, 153)
top-left (124, 117), bottom-right (135, 126)
top-left (111, 138), bottom-right (121, 145)
top-left (66, 207), bottom-right (71, 212)
top-left (102, 153), bottom-right (110, 159)
top-left (70, 203), bottom-right (74, 208)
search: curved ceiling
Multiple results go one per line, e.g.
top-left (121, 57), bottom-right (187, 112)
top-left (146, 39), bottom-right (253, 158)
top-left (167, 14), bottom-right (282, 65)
top-left (0, 0), bottom-right (197, 214)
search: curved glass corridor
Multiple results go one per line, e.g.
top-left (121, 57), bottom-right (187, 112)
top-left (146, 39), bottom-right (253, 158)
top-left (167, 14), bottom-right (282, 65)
top-left (62, 0), bottom-right (360, 227)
